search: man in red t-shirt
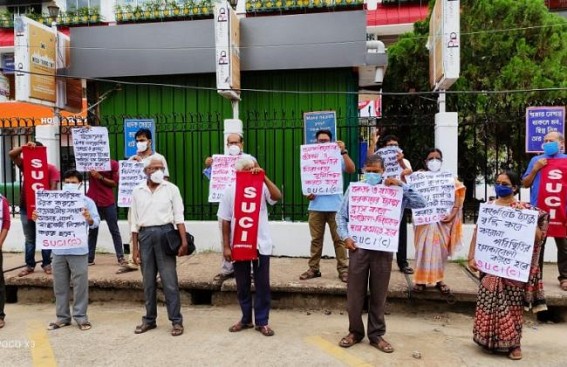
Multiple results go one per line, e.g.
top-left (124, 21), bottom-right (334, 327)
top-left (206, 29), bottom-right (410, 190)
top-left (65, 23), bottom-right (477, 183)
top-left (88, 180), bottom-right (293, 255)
top-left (9, 141), bottom-right (60, 277)
top-left (87, 160), bottom-right (125, 266)
top-left (0, 194), bottom-right (11, 328)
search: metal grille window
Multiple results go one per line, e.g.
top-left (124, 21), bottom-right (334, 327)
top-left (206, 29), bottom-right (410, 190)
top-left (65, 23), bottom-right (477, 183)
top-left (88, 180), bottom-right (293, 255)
top-left (66, 0), bottom-right (101, 9)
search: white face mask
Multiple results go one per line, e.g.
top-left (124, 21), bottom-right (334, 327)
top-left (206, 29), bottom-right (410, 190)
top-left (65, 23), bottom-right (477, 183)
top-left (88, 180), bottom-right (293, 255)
top-left (63, 183), bottom-right (80, 191)
top-left (228, 145), bottom-right (241, 156)
top-left (136, 141), bottom-right (148, 152)
top-left (427, 158), bottom-right (442, 172)
top-left (150, 169), bottom-right (165, 184)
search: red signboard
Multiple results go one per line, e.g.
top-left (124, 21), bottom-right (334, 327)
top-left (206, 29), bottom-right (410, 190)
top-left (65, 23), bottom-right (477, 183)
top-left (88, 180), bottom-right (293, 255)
top-left (231, 171), bottom-right (265, 261)
top-left (22, 146), bottom-right (49, 215)
top-left (538, 158), bottom-right (567, 238)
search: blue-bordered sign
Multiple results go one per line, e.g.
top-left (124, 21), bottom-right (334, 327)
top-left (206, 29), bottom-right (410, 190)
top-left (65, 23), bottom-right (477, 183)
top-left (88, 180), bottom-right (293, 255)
top-left (525, 106), bottom-right (565, 153)
top-left (124, 119), bottom-right (156, 158)
top-left (303, 111), bottom-right (337, 144)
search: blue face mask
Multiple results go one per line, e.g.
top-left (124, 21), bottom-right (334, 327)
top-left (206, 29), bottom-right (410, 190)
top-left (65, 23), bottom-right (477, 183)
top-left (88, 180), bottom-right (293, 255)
top-left (543, 141), bottom-right (559, 157)
top-left (364, 172), bottom-right (382, 186)
top-left (495, 184), bottom-right (514, 198)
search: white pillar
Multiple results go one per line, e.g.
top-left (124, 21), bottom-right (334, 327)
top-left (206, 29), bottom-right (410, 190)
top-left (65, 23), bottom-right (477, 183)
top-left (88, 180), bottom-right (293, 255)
top-left (35, 124), bottom-right (61, 173)
top-left (223, 118), bottom-right (243, 155)
top-left (435, 112), bottom-right (458, 175)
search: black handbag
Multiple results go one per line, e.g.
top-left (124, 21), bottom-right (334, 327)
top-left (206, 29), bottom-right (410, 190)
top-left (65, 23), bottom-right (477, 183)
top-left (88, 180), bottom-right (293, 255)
top-left (164, 229), bottom-right (196, 256)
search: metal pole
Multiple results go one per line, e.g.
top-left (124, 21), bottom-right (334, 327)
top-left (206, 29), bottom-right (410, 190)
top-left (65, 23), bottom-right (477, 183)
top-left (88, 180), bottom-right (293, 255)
top-left (231, 99), bottom-right (239, 120)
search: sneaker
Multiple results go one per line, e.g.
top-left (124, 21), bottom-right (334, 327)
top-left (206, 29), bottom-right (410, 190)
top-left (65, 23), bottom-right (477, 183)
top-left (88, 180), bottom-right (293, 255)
top-left (299, 268), bottom-right (321, 280)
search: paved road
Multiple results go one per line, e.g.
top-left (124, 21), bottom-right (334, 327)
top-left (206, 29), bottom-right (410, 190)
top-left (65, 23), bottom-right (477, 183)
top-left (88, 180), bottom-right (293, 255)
top-left (2, 303), bottom-right (566, 367)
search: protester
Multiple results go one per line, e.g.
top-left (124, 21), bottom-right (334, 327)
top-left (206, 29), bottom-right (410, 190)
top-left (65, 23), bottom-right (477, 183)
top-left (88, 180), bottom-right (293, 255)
top-left (204, 133), bottom-right (257, 282)
top-left (117, 128), bottom-right (170, 274)
top-left (87, 159), bottom-right (126, 266)
top-left (300, 129), bottom-right (355, 283)
top-left (522, 131), bottom-right (567, 291)
top-left (337, 154), bottom-right (426, 353)
top-left (369, 133), bottom-right (414, 274)
top-left (218, 156), bottom-right (281, 336)
top-left (412, 148), bottom-right (465, 294)
top-left (9, 141), bottom-right (60, 277)
top-left (468, 170), bottom-right (548, 361)
top-left (0, 194), bottom-right (11, 329)
top-left (33, 170), bottom-right (100, 331)
top-left (131, 157), bottom-right (188, 337)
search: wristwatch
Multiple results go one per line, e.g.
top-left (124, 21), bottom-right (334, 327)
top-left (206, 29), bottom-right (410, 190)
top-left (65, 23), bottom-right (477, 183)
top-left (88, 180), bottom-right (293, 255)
top-left (341, 150), bottom-right (348, 155)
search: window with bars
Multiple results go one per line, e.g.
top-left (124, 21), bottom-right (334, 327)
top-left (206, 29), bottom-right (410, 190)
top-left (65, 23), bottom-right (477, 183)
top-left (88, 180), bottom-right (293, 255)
top-left (66, 0), bottom-right (101, 10)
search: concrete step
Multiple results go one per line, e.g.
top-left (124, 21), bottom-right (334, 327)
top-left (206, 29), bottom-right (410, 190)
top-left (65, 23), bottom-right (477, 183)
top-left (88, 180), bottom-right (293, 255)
top-left (3, 252), bottom-right (567, 310)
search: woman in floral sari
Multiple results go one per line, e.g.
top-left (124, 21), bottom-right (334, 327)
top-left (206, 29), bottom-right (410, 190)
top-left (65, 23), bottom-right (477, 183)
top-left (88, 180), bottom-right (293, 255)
top-left (468, 170), bottom-right (548, 361)
top-left (412, 148), bottom-right (465, 294)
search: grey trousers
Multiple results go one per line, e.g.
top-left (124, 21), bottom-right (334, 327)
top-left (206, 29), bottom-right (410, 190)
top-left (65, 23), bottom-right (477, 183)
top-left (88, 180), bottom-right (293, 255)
top-left (52, 254), bottom-right (89, 324)
top-left (347, 248), bottom-right (393, 342)
top-left (139, 226), bottom-right (183, 326)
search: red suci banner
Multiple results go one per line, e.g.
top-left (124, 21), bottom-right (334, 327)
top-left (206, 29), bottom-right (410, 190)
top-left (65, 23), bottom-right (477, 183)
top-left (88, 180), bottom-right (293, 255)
top-left (22, 146), bottom-right (49, 215)
top-left (231, 171), bottom-right (265, 261)
top-left (538, 158), bottom-right (567, 237)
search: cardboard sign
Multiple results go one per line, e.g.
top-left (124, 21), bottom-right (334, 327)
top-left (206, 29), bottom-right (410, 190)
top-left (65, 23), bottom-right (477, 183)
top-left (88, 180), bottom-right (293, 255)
top-left (124, 119), bottom-right (155, 158)
top-left (474, 203), bottom-right (538, 282)
top-left (231, 171), bottom-right (265, 261)
top-left (525, 106), bottom-right (565, 153)
top-left (348, 183), bottom-right (403, 252)
top-left (408, 171), bottom-right (455, 225)
top-left (538, 158), bottom-right (567, 237)
top-left (36, 190), bottom-right (88, 250)
top-left (300, 143), bottom-right (343, 196)
top-left (117, 161), bottom-right (146, 208)
top-left (303, 111), bottom-right (337, 144)
top-left (375, 146), bottom-right (403, 178)
top-left (22, 146), bottom-right (49, 215)
top-left (209, 155), bottom-right (240, 203)
top-left (71, 127), bottom-right (111, 171)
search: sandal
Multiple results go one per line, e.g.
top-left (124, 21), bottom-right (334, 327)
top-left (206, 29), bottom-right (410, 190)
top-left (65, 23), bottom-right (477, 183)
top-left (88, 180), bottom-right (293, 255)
top-left (43, 266), bottom-right (52, 275)
top-left (134, 323), bottom-right (157, 334)
top-left (412, 284), bottom-right (426, 293)
top-left (560, 280), bottom-right (567, 291)
top-left (508, 347), bottom-right (522, 360)
top-left (78, 322), bottom-right (92, 331)
top-left (299, 269), bottom-right (321, 280)
top-left (47, 321), bottom-right (71, 330)
top-left (255, 325), bottom-right (275, 337)
top-left (339, 272), bottom-right (348, 283)
top-left (171, 324), bottom-right (184, 337)
top-left (18, 267), bottom-right (34, 277)
top-left (370, 336), bottom-right (394, 353)
top-left (435, 282), bottom-right (451, 295)
top-left (214, 273), bottom-right (234, 282)
top-left (339, 333), bottom-right (362, 348)
top-left (228, 322), bottom-right (254, 332)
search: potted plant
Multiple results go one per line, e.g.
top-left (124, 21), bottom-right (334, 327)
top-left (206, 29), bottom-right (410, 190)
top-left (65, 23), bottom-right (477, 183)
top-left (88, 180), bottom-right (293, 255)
top-left (123, 4), bottom-right (134, 21)
top-left (0, 10), bottom-right (12, 28)
top-left (89, 6), bottom-right (100, 23)
top-left (182, 0), bottom-right (193, 15)
top-left (79, 7), bottom-right (89, 23)
top-left (134, 5), bottom-right (143, 19)
top-left (114, 4), bottom-right (123, 22)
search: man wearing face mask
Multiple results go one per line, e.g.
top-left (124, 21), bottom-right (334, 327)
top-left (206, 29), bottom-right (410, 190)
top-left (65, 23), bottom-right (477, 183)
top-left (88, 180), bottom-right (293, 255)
top-left (522, 131), bottom-right (567, 291)
top-left (336, 154), bottom-right (426, 353)
top-left (117, 128), bottom-right (170, 274)
top-left (33, 170), bottom-right (100, 331)
top-left (300, 129), bottom-right (356, 283)
top-left (204, 133), bottom-right (257, 282)
top-left (131, 157), bottom-right (188, 337)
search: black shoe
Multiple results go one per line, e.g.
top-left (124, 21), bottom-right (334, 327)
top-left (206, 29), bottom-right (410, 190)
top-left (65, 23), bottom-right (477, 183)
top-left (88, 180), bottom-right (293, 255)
top-left (400, 266), bottom-right (414, 274)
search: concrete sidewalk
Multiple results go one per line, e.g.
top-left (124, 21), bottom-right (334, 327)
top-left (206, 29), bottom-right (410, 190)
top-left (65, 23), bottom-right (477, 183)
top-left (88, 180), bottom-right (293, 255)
top-left (3, 252), bottom-right (567, 308)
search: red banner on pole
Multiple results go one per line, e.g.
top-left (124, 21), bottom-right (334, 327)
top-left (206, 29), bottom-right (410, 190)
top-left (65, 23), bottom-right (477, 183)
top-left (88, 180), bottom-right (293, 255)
top-left (231, 171), bottom-right (265, 261)
top-left (538, 158), bottom-right (567, 238)
top-left (22, 146), bottom-right (49, 215)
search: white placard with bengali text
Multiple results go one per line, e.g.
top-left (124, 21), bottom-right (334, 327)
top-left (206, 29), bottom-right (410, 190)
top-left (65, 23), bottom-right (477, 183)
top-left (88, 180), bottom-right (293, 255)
top-left (36, 190), bottom-right (88, 250)
top-left (408, 171), bottom-right (455, 225)
top-left (117, 161), bottom-right (146, 208)
top-left (209, 155), bottom-right (239, 203)
top-left (300, 143), bottom-right (343, 196)
top-left (348, 183), bottom-right (403, 252)
top-left (474, 203), bottom-right (538, 282)
top-left (71, 127), bottom-right (111, 171)
top-left (376, 146), bottom-right (403, 178)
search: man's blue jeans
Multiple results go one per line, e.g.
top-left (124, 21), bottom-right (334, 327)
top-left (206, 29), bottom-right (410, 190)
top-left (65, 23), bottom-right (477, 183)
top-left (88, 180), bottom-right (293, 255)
top-left (88, 204), bottom-right (124, 263)
top-left (21, 208), bottom-right (51, 269)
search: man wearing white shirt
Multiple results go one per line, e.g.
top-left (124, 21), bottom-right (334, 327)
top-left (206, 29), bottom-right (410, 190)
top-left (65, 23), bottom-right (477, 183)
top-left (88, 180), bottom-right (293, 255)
top-left (131, 157), bottom-right (188, 337)
top-left (218, 157), bottom-right (281, 336)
